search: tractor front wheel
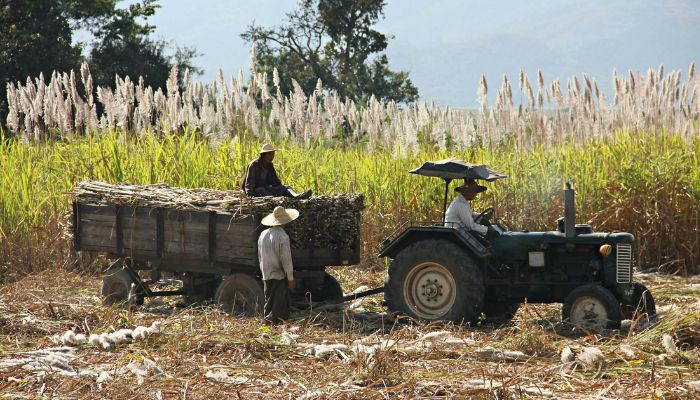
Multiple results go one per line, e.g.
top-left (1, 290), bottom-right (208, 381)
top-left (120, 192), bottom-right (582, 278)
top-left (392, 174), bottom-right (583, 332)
top-left (622, 283), bottom-right (657, 322)
top-left (385, 239), bottom-right (484, 323)
top-left (562, 285), bottom-right (621, 331)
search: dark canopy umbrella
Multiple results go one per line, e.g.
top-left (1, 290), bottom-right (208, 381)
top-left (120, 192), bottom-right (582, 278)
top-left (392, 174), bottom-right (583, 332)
top-left (410, 158), bottom-right (506, 223)
top-left (410, 158), bottom-right (507, 181)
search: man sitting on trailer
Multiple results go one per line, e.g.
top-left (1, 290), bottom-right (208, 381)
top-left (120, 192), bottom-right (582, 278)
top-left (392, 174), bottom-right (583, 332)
top-left (444, 180), bottom-right (489, 235)
top-left (242, 143), bottom-right (312, 199)
top-left (258, 206), bottom-right (299, 325)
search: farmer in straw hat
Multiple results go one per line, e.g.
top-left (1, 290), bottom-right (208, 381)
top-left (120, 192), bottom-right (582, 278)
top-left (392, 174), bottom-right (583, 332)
top-left (258, 206), bottom-right (299, 324)
top-left (444, 179), bottom-right (492, 235)
top-left (242, 143), bottom-right (312, 199)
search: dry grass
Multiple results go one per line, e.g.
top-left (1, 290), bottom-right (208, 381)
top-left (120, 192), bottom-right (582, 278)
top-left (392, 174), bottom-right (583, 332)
top-left (6, 61), bottom-right (699, 148)
top-left (1, 267), bottom-right (699, 399)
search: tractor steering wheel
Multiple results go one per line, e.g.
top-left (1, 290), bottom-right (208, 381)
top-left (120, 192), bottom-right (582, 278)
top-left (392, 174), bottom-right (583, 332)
top-left (475, 207), bottom-right (495, 226)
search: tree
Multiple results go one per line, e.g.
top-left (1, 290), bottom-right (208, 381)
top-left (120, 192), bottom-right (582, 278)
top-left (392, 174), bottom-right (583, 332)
top-left (87, 0), bottom-right (202, 91)
top-left (0, 0), bottom-right (113, 124)
top-left (0, 0), bottom-right (201, 130)
top-left (242, 0), bottom-right (418, 104)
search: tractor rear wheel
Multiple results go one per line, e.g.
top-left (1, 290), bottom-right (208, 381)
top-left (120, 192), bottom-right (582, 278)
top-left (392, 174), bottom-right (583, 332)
top-left (562, 285), bottom-right (621, 330)
top-left (215, 274), bottom-right (264, 316)
top-left (385, 239), bottom-right (484, 323)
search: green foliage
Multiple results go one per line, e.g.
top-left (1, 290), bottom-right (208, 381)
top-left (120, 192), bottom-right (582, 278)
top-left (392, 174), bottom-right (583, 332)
top-left (0, 0), bottom-right (201, 125)
top-left (1, 131), bottom-right (698, 273)
top-left (242, 0), bottom-right (418, 103)
top-left (87, 0), bottom-right (202, 90)
top-left (0, 0), bottom-right (106, 119)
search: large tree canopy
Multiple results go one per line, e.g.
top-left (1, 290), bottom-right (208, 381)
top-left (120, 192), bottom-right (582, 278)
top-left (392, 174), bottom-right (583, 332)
top-left (0, 0), bottom-right (110, 119)
top-left (242, 0), bottom-right (418, 104)
top-left (87, 0), bottom-right (202, 90)
top-left (0, 1), bottom-right (115, 76)
top-left (0, 0), bottom-right (200, 127)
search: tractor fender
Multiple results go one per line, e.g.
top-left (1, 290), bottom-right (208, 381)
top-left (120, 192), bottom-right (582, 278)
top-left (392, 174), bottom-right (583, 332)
top-left (378, 226), bottom-right (492, 261)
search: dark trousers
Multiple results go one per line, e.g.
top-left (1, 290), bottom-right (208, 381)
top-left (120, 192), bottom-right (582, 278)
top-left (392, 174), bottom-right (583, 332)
top-left (263, 279), bottom-right (290, 323)
top-left (254, 185), bottom-right (293, 197)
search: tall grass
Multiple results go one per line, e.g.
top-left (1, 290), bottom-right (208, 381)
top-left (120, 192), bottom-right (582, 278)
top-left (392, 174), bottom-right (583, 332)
top-left (5, 61), bottom-right (699, 149)
top-left (1, 131), bottom-right (698, 274)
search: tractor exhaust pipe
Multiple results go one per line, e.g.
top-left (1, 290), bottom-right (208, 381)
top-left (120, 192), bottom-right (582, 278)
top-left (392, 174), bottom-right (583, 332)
top-left (564, 182), bottom-right (575, 238)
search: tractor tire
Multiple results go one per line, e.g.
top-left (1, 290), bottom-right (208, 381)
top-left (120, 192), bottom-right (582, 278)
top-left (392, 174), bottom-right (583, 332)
top-left (621, 283), bottom-right (657, 321)
top-left (385, 239), bottom-right (484, 323)
top-left (215, 273), bottom-right (264, 316)
top-left (562, 285), bottom-right (622, 330)
top-left (101, 259), bottom-right (144, 306)
top-left (482, 302), bottom-right (520, 322)
top-left (307, 272), bottom-right (344, 302)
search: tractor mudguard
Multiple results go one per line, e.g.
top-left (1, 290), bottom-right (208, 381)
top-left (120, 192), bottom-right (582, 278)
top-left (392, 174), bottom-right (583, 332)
top-left (378, 226), bottom-right (492, 261)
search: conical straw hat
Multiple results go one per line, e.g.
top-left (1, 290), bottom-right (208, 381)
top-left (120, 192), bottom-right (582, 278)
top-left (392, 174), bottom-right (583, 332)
top-left (454, 184), bottom-right (487, 194)
top-left (261, 206), bottom-right (299, 226)
top-left (455, 179), bottom-right (487, 194)
top-left (260, 143), bottom-right (279, 153)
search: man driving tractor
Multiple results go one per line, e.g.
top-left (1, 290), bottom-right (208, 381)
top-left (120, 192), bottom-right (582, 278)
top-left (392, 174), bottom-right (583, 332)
top-left (444, 179), bottom-right (489, 235)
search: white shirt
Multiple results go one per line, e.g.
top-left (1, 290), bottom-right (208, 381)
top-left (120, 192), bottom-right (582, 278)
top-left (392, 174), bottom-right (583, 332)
top-left (257, 226), bottom-right (294, 281)
top-left (444, 193), bottom-right (488, 235)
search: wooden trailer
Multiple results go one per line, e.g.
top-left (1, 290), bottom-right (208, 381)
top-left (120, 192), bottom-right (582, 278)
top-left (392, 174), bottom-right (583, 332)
top-left (72, 201), bottom-right (361, 315)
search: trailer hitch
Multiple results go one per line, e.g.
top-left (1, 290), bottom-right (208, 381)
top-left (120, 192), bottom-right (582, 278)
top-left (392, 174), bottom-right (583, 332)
top-left (328, 286), bottom-right (385, 304)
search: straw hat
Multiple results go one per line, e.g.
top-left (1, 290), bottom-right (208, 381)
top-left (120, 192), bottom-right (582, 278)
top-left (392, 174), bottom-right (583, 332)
top-left (262, 206), bottom-right (299, 226)
top-left (260, 143), bottom-right (279, 154)
top-left (455, 181), bottom-right (487, 194)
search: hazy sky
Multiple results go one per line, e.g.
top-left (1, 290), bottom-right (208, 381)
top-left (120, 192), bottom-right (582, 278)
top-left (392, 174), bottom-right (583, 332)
top-left (135, 0), bottom-right (699, 107)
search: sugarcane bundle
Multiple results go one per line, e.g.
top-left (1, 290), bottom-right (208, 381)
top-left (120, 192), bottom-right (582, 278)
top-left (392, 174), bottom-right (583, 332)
top-left (72, 181), bottom-right (240, 211)
top-left (72, 181), bottom-right (363, 249)
top-left (222, 194), bottom-right (364, 249)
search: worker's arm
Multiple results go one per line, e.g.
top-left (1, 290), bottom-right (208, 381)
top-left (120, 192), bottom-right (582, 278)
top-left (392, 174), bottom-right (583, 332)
top-left (279, 234), bottom-right (295, 288)
top-left (243, 162), bottom-right (257, 196)
top-left (458, 201), bottom-right (488, 235)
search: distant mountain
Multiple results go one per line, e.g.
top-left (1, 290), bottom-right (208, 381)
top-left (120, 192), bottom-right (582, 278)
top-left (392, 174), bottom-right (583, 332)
top-left (145, 0), bottom-right (699, 107)
top-left (383, 0), bottom-right (699, 106)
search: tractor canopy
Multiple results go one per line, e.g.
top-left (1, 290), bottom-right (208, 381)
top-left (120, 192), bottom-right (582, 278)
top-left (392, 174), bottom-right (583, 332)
top-left (409, 158), bottom-right (507, 181)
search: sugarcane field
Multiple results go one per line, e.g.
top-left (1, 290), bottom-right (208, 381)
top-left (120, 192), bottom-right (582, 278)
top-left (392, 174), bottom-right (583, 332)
top-left (2, 1), bottom-right (700, 399)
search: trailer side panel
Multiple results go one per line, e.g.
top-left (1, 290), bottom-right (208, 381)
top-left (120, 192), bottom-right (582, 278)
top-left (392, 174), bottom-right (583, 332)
top-left (74, 202), bottom-right (359, 270)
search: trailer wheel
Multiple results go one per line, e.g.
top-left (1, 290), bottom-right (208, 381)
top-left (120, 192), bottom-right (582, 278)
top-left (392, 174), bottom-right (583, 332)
top-left (215, 274), bottom-right (263, 316)
top-left (622, 283), bottom-right (657, 322)
top-left (101, 260), bottom-right (144, 306)
top-left (386, 239), bottom-right (484, 323)
top-left (482, 302), bottom-right (520, 322)
top-left (308, 273), bottom-right (344, 302)
top-left (184, 275), bottom-right (221, 304)
top-left (562, 285), bottom-right (621, 330)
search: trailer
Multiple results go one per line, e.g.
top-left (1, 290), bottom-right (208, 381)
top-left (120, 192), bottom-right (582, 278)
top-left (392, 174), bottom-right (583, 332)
top-left (71, 190), bottom-right (362, 315)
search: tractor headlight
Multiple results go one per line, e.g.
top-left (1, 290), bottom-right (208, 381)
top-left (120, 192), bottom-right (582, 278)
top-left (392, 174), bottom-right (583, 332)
top-left (599, 244), bottom-right (612, 257)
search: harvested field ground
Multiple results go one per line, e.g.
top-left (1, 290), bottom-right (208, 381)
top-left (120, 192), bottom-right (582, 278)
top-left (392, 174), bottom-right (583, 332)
top-left (1, 266), bottom-right (699, 399)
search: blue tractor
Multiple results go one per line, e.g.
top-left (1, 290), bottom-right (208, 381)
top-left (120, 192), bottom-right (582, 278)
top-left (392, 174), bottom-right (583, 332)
top-left (380, 158), bottom-right (656, 330)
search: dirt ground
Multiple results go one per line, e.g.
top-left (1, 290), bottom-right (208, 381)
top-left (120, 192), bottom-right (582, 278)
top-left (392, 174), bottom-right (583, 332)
top-left (1, 266), bottom-right (699, 399)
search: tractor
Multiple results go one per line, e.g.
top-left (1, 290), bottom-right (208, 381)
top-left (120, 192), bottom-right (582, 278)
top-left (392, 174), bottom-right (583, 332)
top-left (380, 158), bottom-right (656, 330)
